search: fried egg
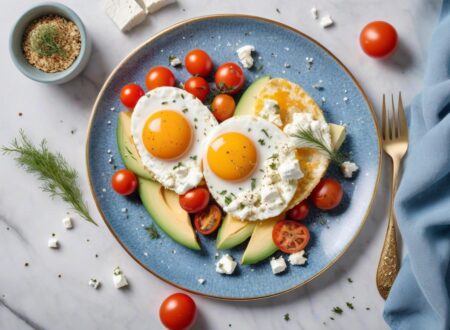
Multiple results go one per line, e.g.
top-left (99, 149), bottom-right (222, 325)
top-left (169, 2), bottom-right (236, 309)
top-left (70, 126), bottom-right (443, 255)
top-left (202, 115), bottom-right (302, 221)
top-left (131, 87), bottom-right (218, 194)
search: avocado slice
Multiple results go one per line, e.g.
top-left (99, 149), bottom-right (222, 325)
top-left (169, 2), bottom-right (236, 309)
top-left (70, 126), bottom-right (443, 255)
top-left (216, 214), bottom-right (256, 250)
top-left (139, 178), bottom-right (201, 251)
top-left (117, 111), bottom-right (154, 180)
top-left (234, 76), bottom-right (271, 116)
top-left (329, 123), bottom-right (346, 150)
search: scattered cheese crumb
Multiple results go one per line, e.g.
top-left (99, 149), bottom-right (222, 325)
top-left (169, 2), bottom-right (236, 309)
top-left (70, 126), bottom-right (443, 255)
top-left (112, 267), bottom-right (129, 289)
top-left (311, 7), bottom-right (318, 19)
top-left (198, 278), bottom-right (206, 285)
top-left (343, 96), bottom-right (349, 103)
top-left (320, 15), bottom-right (334, 28)
top-left (169, 56), bottom-right (182, 67)
top-left (48, 237), bottom-right (59, 249)
top-left (236, 45), bottom-right (255, 69)
top-left (288, 250), bottom-right (307, 265)
top-left (270, 256), bottom-right (287, 274)
top-left (89, 278), bottom-right (100, 289)
top-left (62, 217), bottom-right (73, 229)
top-left (215, 254), bottom-right (237, 275)
top-left (340, 161), bottom-right (359, 178)
top-left (121, 208), bottom-right (128, 213)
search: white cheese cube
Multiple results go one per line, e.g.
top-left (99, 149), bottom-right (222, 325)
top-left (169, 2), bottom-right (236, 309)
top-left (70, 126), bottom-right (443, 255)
top-left (270, 256), bottom-right (287, 274)
top-left (261, 185), bottom-right (281, 204)
top-left (215, 254), bottom-right (237, 275)
top-left (311, 7), bottom-right (318, 19)
top-left (278, 160), bottom-right (303, 181)
top-left (236, 45), bottom-right (255, 69)
top-left (112, 267), bottom-right (129, 289)
top-left (320, 15), bottom-right (334, 28)
top-left (288, 250), bottom-right (307, 265)
top-left (259, 99), bottom-right (283, 127)
top-left (88, 278), bottom-right (101, 289)
top-left (48, 237), bottom-right (59, 249)
top-left (197, 278), bottom-right (206, 285)
top-left (340, 161), bottom-right (359, 178)
top-left (105, 0), bottom-right (146, 32)
top-left (137, 0), bottom-right (176, 14)
top-left (62, 217), bottom-right (73, 229)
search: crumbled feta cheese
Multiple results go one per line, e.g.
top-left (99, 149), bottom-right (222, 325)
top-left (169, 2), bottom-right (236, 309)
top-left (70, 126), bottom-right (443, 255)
top-left (197, 278), bottom-right (206, 285)
top-left (121, 207), bottom-right (128, 213)
top-left (284, 112), bottom-right (332, 150)
top-left (260, 186), bottom-right (282, 204)
top-left (169, 56), bottom-right (182, 67)
top-left (258, 99), bottom-right (283, 127)
top-left (320, 15), bottom-right (334, 28)
top-left (270, 256), bottom-right (287, 274)
top-left (343, 96), bottom-right (349, 103)
top-left (340, 161), bottom-right (359, 178)
top-left (136, 0), bottom-right (176, 14)
top-left (288, 250), bottom-right (307, 265)
top-left (278, 159), bottom-right (303, 181)
top-left (215, 255), bottom-right (237, 275)
top-left (88, 278), bottom-right (100, 289)
top-left (112, 267), bottom-right (129, 289)
top-left (236, 45), bottom-right (255, 69)
top-left (311, 7), bottom-right (318, 19)
top-left (321, 96), bottom-right (326, 104)
top-left (62, 217), bottom-right (73, 229)
top-left (48, 237), bottom-right (59, 249)
top-left (105, 0), bottom-right (146, 32)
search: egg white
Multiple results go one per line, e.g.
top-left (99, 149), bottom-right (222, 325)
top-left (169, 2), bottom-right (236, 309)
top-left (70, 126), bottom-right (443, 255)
top-left (131, 87), bottom-right (218, 194)
top-left (202, 115), bottom-right (301, 221)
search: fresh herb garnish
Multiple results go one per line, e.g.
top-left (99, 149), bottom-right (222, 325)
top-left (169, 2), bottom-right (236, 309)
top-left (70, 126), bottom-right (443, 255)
top-left (284, 313), bottom-right (290, 321)
top-left (261, 128), bottom-right (270, 138)
top-left (258, 139), bottom-right (266, 146)
top-left (270, 163), bottom-right (277, 170)
top-left (269, 153), bottom-right (279, 160)
top-left (255, 64), bottom-right (264, 72)
top-left (144, 224), bottom-right (160, 239)
top-left (182, 108), bottom-right (188, 113)
top-left (238, 203), bottom-right (245, 210)
top-left (332, 307), bottom-right (343, 315)
top-left (346, 302), bottom-right (354, 310)
top-left (220, 190), bottom-right (227, 195)
top-left (251, 178), bottom-right (256, 190)
top-left (224, 196), bottom-right (232, 206)
top-left (161, 101), bottom-right (168, 105)
top-left (30, 24), bottom-right (66, 57)
top-left (190, 155), bottom-right (197, 160)
top-left (230, 192), bottom-right (236, 198)
top-left (173, 162), bottom-right (183, 170)
top-left (2, 131), bottom-right (96, 225)
top-left (347, 277), bottom-right (353, 283)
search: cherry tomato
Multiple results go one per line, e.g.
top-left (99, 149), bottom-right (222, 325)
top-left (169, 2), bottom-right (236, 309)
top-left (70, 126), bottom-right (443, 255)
top-left (215, 62), bottom-right (245, 95)
top-left (145, 66), bottom-right (176, 90)
top-left (194, 204), bottom-right (222, 235)
top-left (360, 21), bottom-right (398, 58)
top-left (160, 293), bottom-right (196, 330)
top-left (111, 169), bottom-right (138, 196)
top-left (184, 76), bottom-right (210, 102)
top-left (185, 49), bottom-right (213, 77)
top-left (272, 220), bottom-right (310, 254)
top-left (311, 178), bottom-right (343, 210)
top-left (179, 187), bottom-right (210, 213)
top-left (287, 200), bottom-right (310, 221)
top-left (211, 94), bottom-right (236, 122)
top-left (119, 83), bottom-right (145, 109)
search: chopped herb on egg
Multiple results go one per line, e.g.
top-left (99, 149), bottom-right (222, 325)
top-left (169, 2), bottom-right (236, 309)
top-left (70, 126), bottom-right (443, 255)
top-left (230, 192), bottom-right (236, 198)
top-left (346, 302), bottom-right (354, 310)
top-left (181, 94), bottom-right (185, 99)
top-left (332, 307), bottom-right (343, 315)
top-left (269, 153), bottom-right (278, 160)
top-left (172, 99), bottom-right (176, 103)
top-left (258, 139), bottom-right (265, 146)
top-left (182, 108), bottom-right (188, 113)
top-left (194, 118), bottom-right (198, 122)
top-left (270, 163), bottom-right (278, 170)
top-left (190, 155), bottom-right (197, 160)
top-left (220, 190), bottom-right (227, 195)
top-left (173, 162), bottom-right (183, 170)
top-left (224, 196), bottom-right (232, 206)
top-left (251, 178), bottom-right (256, 190)
top-left (238, 203), bottom-right (245, 210)
top-left (161, 101), bottom-right (168, 105)
top-left (248, 128), bottom-right (252, 132)
top-left (261, 129), bottom-right (270, 138)
top-left (284, 313), bottom-right (290, 321)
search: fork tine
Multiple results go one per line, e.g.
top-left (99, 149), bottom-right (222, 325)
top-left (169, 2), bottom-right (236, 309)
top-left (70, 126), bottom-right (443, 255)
top-left (382, 94), bottom-right (387, 140)
top-left (391, 94), bottom-right (397, 138)
top-left (397, 92), bottom-right (408, 138)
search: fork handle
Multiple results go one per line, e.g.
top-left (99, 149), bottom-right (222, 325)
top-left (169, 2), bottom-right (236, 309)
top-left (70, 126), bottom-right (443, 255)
top-left (376, 157), bottom-right (401, 300)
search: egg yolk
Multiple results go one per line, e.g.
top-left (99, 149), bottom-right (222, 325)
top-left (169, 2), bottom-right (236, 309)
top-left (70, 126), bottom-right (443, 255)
top-left (142, 110), bottom-right (192, 160)
top-left (207, 132), bottom-right (258, 181)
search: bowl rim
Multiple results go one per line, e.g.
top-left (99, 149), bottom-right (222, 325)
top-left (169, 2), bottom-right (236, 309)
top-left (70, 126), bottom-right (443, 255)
top-left (9, 1), bottom-right (89, 84)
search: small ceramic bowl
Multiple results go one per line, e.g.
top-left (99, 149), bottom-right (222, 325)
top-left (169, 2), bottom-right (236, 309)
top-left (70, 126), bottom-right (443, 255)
top-left (9, 2), bottom-right (92, 84)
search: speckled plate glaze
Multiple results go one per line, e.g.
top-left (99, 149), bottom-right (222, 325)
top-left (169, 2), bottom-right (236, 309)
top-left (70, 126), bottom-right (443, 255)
top-left (86, 15), bottom-right (381, 300)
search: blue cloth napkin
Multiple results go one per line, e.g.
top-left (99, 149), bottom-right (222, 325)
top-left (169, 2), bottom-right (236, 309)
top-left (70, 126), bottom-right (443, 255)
top-left (383, 1), bottom-right (450, 329)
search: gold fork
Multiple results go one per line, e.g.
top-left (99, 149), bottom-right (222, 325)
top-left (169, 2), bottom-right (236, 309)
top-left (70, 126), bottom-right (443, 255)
top-left (376, 93), bottom-right (409, 300)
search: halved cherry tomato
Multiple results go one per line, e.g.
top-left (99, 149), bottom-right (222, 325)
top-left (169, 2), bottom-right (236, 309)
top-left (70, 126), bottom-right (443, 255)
top-left (179, 187), bottom-right (210, 213)
top-left (119, 83), bottom-right (145, 109)
top-left (160, 293), bottom-right (196, 330)
top-left (311, 178), bottom-right (343, 210)
top-left (145, 66), bottom-right (176, 90)
top-left (111, 169), bottom-right (138, 196)
top-left (360, 21), bottom-right (398, 58)
top-left (272, 220), bottom-right (310, 254)
top-left (185, 49), bottom-right (213, 76)
top-left (211, 94), bottom-right (236, 122)
top-left (287, 200), bottom-right (310, 221)
top-left (184, 76), bottom-right (210, 102)
top-left (215, 62), bottom-right (245, 95)
top-left (194, 204), bottom-right (222, 235)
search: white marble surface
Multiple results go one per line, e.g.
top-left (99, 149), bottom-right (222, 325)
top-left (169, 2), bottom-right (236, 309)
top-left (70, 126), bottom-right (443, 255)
top-left (0, 0), bottom-right (442, 329)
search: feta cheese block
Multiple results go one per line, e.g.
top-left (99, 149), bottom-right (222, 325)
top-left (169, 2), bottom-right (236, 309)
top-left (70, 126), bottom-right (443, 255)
top-left (320, 15), bottom-right (334, 28)
top-left (197, 278), bottom-right (206, 285)
top-left (105, 0), bottom-right (146, 32)
top-left (236, 45), bottom-right (255, 69)
top-left (278, 159), bottom-right (303, 181)
top-left (284, 112), bottom-right (332, 150)
top-left (215, 254), bottom-right (237, 275)
top-left (137, 0), bottom-right (176, 14)
top-left (288, 250), bottom-right (307, 265)
top-left (258, 99), bottom-right (283, 127)
top-left (270, 256), bottom-right (287, 274)
top-left (62, 217), bottom-right (73, 229)
top-left (340, 161), bottom-right (359, 178)
top-left (48, 237), bottom-right (59, 249)
top-left (112, 267), bottom-right (129, 288)
top-left (88, 278), bottom-right (100, 289)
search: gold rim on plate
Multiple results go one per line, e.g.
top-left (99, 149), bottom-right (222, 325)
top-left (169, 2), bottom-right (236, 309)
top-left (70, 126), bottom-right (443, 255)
top-left (85, 14), bottom-right (382, 301)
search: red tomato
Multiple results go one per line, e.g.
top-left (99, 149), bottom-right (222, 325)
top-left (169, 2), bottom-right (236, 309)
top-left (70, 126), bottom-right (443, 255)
top-left (214, 62), bottom-right (245, 95)
top-left (211, 94), bottom-right (236, 122)
top-left (185, 49), bottom-right (213, 76)
top-left (287, 200), bottom-right (310, 221)
top-left (311, 178), bottom-right (343, 210)
top-left (111, 169), bottom-right (138, 196)
top-left (194, 204), bottom-right (222, 235)
top-left (272, 220), bottom-right (310, 254)
top-left (184, 76), bottom-right (210, 102)
top-left (179, 187), bottom-right (210, 213)
top-left (119, 83), bottom-right (145, 109)
top-left (360, 21), bottom-right (398, 58)
top-left (160, 293), bottom-right (196, 330)
top-left (145, 66), bottom-right (176, 90)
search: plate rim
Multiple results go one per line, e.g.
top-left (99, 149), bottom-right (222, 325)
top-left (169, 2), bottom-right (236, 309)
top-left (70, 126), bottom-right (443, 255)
top-left (85, 14), bottom-right (382, 301)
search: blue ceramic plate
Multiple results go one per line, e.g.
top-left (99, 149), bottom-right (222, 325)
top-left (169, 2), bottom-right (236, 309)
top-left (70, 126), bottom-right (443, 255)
top-left (87, 15), bottom-right (381, 300)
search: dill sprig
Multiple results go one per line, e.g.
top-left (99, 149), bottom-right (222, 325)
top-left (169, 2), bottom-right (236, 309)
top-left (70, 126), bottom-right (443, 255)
top-left (2, 131), bottom-right (96, 225)
top-left (144, 224), bottom-right (160, 239)
top-left (290, 126), bottom-right (344, 164)
top-left (30, 24), bottom-right (66, 58)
